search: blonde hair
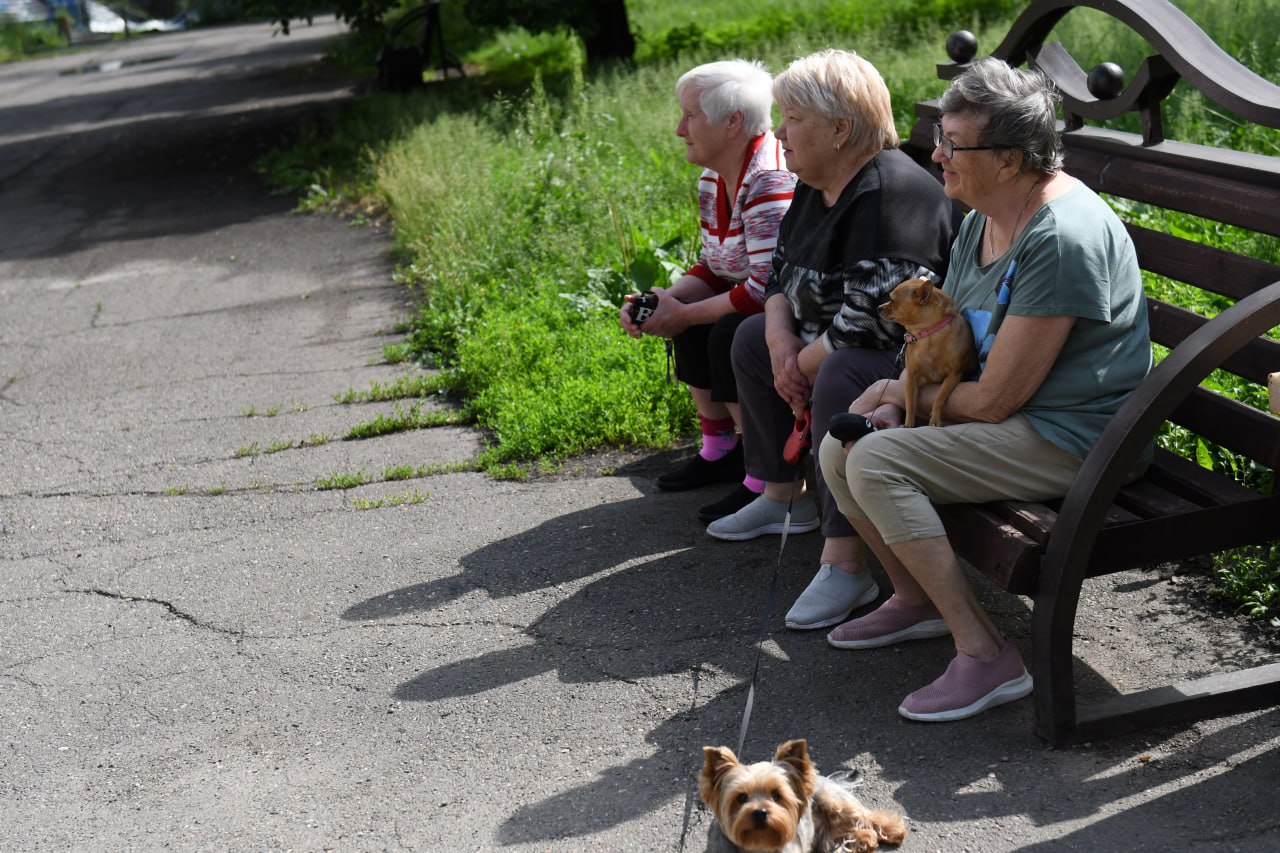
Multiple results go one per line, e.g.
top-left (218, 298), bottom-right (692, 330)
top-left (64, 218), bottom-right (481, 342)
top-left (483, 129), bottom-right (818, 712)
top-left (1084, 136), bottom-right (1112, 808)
top-left (773, 49), bottom-right (898, 155)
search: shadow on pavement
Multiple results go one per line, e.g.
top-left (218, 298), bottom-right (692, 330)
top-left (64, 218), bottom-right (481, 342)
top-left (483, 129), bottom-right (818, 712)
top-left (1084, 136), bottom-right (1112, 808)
top-left (335, 456), bottom-right (1272, 846)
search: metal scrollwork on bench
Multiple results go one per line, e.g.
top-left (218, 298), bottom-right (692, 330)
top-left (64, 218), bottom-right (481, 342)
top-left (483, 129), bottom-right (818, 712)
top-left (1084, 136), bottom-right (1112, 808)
top-left (936, 0), bottom-right (1280, 145)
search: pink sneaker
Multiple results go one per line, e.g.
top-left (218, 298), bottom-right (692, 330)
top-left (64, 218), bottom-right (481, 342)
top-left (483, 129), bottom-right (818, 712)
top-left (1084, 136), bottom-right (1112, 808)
top-left (826, 596), bottom-right (950, 649)
top-left (898, 642), bottom-right (1034, 722)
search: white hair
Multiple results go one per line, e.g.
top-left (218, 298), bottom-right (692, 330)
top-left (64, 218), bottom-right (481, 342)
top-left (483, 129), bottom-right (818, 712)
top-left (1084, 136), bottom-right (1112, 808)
top-left (676, 59), bottom-right (775, 136)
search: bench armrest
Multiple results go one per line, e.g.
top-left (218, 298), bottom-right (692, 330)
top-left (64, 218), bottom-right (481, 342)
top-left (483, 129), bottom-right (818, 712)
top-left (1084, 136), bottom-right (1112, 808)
top-left (1041, 278), bottom-right (1280, 600)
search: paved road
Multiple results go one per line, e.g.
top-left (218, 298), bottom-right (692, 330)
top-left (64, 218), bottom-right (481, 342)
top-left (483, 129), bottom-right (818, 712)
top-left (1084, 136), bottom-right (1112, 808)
top-left (2, 20), bottom-right (1278, 852)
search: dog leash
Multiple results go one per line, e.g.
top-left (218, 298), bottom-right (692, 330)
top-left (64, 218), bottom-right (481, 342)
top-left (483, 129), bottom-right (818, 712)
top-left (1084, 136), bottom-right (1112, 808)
top-left (734, 406), bottom-right (810, 758)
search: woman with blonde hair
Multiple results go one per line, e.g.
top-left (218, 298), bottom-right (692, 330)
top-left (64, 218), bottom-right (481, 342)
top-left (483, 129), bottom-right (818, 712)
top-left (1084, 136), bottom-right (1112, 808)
top-left (707, 49), bottom-right (958, 636)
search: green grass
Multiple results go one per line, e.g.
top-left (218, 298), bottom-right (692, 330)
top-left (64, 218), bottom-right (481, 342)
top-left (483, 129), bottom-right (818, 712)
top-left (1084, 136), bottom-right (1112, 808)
top-left (316, 470), bottom-right (373, 490)
top-left (344, 402), bottom-right (470, 439)
top-left (351, 489), bottom-right (429, 510)
top-left (334, 372), bottom-right (447, 402)
top-left (263, 0), bottom-right (1280, 622)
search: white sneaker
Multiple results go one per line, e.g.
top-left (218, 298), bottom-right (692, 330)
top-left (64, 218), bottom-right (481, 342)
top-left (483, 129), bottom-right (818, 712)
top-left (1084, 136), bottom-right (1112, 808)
top-left (784, 564), bottom-right (880, 630)
top-left (705, 494), bottom-right (819, 542)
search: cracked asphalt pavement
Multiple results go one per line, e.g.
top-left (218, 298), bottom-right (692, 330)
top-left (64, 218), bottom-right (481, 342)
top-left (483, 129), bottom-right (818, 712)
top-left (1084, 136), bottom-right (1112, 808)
top-left (1, 19), bottom-right (1278, 852)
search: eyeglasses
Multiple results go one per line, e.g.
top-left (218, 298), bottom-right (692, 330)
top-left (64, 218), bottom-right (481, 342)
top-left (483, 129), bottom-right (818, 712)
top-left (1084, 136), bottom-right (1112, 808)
top-left (932, 123), bottom-right (997, 158)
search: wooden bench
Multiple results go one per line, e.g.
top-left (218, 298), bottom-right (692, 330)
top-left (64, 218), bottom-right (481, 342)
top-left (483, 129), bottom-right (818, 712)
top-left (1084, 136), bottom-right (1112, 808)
top-left (898, 0), bottom-right (1280, 746)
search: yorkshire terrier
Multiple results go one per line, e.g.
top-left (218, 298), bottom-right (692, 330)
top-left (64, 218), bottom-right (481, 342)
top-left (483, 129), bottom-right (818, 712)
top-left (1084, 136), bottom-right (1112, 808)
top-left (700, 739), bottom-right (907, 853)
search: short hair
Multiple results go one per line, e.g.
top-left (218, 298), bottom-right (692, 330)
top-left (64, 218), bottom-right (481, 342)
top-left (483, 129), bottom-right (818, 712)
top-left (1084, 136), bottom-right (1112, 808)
top-left (938, 56), bottom-right (1064, 175)
top-left (676, 60), bottom-right (775, 137)
top-left (772, 49), bottom-right (898, 156)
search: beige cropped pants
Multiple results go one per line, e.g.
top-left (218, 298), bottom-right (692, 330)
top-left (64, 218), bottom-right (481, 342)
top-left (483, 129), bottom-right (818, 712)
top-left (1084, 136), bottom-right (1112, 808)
top-left (817, 414), bottom-right (1084, 546)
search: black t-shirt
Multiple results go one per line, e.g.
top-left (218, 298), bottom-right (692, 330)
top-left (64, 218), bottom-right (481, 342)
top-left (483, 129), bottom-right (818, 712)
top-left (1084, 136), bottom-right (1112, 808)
top-left (764, 147), bottom-right (959, 350)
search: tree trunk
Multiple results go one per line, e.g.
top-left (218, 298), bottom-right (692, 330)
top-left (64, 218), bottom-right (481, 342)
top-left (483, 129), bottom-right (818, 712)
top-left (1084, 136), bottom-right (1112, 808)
top-left (579, 0), bottom-right (635, 64)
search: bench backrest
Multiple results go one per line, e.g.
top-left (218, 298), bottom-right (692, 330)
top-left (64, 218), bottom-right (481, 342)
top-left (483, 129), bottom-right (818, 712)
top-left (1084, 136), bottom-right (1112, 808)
top-left (901, 0), bottom-right (1280, 486)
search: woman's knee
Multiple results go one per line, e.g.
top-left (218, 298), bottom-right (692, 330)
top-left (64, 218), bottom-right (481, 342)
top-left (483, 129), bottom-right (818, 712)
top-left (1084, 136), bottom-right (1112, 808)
top-left (818, 432), bottom-right (866, 520)
top-left (843, 432), bottom-right (896, 508)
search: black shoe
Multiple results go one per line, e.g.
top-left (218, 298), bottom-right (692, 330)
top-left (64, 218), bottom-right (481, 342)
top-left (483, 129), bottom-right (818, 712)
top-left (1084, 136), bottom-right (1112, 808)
top-left (656, 442), bottom-right (744, 491)
top-left (697, 483), bottom-right (760, 522)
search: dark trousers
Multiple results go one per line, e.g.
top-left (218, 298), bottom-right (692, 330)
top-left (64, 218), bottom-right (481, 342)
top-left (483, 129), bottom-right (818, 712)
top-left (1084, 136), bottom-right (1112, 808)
top-left (731, 313), bottom-right (899, 538)
top-left (671, 312), bottom-right (749, 402)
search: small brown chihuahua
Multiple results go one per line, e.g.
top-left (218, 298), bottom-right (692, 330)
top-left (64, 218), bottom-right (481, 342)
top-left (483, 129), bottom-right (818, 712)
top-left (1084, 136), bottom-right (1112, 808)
top-left (879, 277), bottom-right (978, 428)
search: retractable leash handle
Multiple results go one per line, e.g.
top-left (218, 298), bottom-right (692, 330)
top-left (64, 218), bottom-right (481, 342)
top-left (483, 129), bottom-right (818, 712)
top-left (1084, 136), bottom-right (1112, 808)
top-left (828, 411), bottom-right (877, 443)
top-left (782, 405), bottom-right (812, 466)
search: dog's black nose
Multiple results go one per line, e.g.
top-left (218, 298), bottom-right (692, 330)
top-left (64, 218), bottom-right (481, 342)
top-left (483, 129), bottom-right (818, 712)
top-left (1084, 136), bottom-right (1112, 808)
top-left (752, 809), bottom-right (769, 826)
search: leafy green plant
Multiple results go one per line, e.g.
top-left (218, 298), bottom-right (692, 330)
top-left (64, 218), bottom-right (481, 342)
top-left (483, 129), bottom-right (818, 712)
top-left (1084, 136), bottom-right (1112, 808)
top-left (1211, 543), bottom-right (1280, 626)
top-left (234, 442), bottom-right (261, 458)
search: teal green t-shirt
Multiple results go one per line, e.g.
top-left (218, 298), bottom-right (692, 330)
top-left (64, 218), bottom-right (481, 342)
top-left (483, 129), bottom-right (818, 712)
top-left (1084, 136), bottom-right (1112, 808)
top-left (944, 181), bottom-right (1152, 460)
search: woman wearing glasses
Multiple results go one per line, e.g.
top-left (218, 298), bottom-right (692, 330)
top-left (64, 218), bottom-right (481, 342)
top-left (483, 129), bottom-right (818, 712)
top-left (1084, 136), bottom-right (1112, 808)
top-left (816, 57), bottom-right (1152, 722)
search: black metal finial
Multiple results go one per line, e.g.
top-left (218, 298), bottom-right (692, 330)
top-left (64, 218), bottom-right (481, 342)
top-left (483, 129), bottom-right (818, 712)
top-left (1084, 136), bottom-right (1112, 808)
top-left (1087, 62), bottom-right (1127, 100)
top-left (946, 30), bottom-right (979, 64)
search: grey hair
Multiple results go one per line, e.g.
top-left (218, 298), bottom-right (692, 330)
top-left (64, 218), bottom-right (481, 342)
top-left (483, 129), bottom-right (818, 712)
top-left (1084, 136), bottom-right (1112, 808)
top-left (772, 49), bottom-right (898, 156)
top-left (676, 60), bottom-right (775, 136)
top-left (938, 56), bottom-right (1064, 175)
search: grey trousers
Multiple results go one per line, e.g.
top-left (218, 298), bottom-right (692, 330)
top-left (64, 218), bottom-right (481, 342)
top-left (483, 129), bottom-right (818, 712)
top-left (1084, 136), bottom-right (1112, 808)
top-left (731, 313), bottom-right (900, 538)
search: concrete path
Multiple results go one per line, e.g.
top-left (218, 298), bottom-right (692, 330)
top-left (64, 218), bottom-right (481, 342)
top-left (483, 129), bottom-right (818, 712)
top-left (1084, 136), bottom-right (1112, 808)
top-left (1, 19), bottom-right (1277, 852)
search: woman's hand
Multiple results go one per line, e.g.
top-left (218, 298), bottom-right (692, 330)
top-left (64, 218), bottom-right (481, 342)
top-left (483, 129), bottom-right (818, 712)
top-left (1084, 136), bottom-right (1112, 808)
top-left (635, 286), bottom-right (690, 338)
top-left (868, 402), bottom-right (905, 430)
top-left (767, 333), bottom-right (810, 411)
top-left (849, 378), bottom-right (904, 416)
top-left (618, 298), bottom-right (644, 339)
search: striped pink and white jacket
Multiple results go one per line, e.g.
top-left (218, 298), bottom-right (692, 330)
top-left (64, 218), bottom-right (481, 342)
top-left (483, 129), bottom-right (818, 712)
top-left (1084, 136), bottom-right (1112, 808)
top-left (686, 132), bottom-right (796, 314)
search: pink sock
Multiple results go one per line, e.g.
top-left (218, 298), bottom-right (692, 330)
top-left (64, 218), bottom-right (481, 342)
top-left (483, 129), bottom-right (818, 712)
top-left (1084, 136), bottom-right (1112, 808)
top-left (698, 415), bottom-right (738, 461)
top-left (743, 475), bottom-right (765, 494)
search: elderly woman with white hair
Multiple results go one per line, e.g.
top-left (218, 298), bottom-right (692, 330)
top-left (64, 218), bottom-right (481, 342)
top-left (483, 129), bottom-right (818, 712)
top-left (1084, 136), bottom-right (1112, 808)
top-left (620, 60), bottom-right (796, 511)
top-left (705, 49), bottom-right (958, 625)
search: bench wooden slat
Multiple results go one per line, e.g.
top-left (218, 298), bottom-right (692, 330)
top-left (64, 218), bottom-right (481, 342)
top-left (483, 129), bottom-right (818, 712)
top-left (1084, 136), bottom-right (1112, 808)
top-left (1091, 496), bottom-right (1280, 571)
top-left (1063, 129), bottom-right (1280, 237)
top-left (1168, 387), bottom-right (1280, 470)
top-left (938, 504), bottom-right (1042, 594)
top-left (1111, 477), bottom-right (1204, 515)
top-left (1145, 446), bottom-right (1266, 506)
top-left (1128, 225), bottom-right (1280, 302)
top-left (1148, 301), bottom-right (1280, 384)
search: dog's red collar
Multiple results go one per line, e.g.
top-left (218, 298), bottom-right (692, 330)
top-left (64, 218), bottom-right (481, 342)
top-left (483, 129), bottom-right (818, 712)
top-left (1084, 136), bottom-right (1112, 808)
top-left (903, 315), bottom-right (954, 344)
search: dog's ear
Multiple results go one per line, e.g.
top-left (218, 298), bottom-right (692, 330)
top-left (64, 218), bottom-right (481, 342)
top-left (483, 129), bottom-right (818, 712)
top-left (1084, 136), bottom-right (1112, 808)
top-left (774, 739), bottom-right (818, 799)
top-left (700, 746), bottom-right (739, 805)
top-left (774, 739), bottom-right (809, 764)
top-left (914, 279), bottom-right (935, 304)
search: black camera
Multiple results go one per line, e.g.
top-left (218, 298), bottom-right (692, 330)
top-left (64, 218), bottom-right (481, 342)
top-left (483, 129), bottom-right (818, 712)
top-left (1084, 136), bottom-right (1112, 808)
top-left (627, 291), bottom-right (659, 326)
top-left (828, 411), bottom-right (877, 444)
